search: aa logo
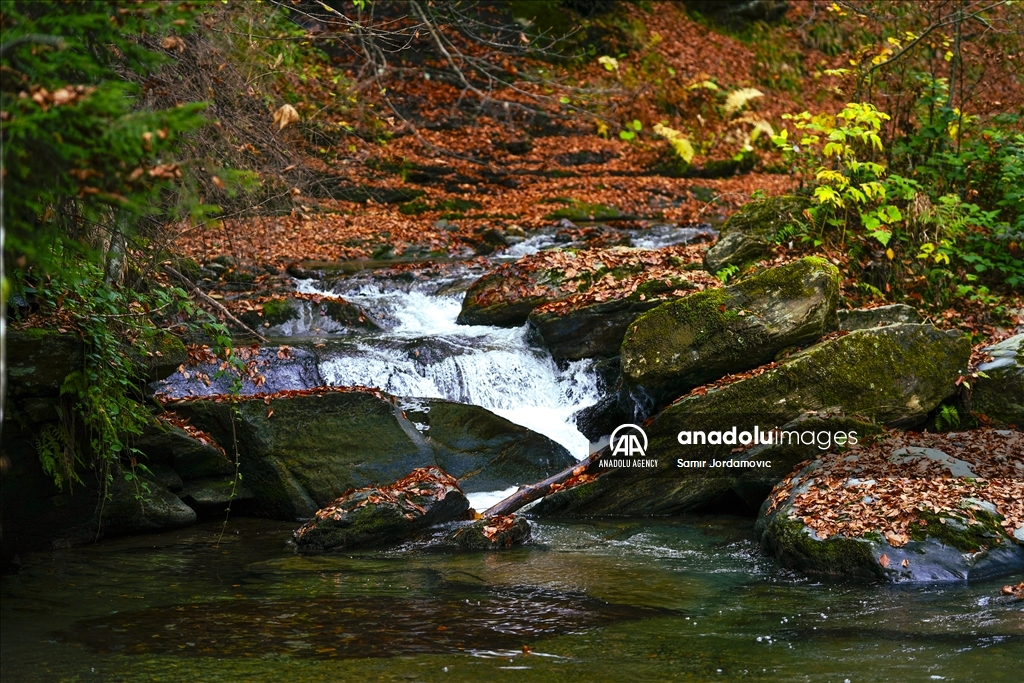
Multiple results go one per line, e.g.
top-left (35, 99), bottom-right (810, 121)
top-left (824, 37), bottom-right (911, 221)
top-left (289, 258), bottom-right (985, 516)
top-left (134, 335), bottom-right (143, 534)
top-left (609, 423), bottom-right (648, 457)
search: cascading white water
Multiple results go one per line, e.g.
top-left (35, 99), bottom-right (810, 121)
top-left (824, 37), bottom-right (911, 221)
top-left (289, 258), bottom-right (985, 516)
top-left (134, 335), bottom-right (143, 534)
top-left (296, 280), bottom-right (601, 459)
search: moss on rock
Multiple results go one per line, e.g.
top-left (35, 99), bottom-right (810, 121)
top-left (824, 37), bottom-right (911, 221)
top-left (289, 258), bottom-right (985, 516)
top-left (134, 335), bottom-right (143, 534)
top-left (621, 257), bottom-right (840, 410)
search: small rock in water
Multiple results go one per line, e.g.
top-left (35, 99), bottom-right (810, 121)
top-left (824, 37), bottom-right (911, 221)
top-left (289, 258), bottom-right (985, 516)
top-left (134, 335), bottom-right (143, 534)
top-left (293, 466), bottom-right (469, 552)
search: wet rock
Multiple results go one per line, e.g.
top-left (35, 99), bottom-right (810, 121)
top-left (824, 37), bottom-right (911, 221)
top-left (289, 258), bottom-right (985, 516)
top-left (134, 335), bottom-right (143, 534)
top-left (448, 515), bottom-right (531, 550)
top-left (153, 345), bottom-right (323, 398)
top-left (573, 392), bottom-right (634, 442)
top-left (528, 275), bottom-right (702, 361)
top-left (756, 437), bottom-right (1024, 582)
top-left (178, 476), bottom-right (255, 515)
top-left (6, 328), bottom-right (83, 399)
top-left (971, 334), bottom-right (1023, 427)
top-left (171, 389), bottom-right (573, 519)
top-left (238, 296), bottom-right (381, 336)
top-left (100, 470), bottom-right (198, 535)
top-left (133, 418), bottom-right (235, 480)
top-left (135, 330), bottom-right (188, 382)
top-left (405, 399), bottom-right (576, 493)
top-left (703, 195), bottom-right (809, 273)
top-left (622, 257), bottom-right (840, 412)
top-left (839, 304), bottom-right (923, 331)
top-left (457, 245), bottom-right (710, 328)
top-left (535, 323), bottom-right (971, 517)
top-left (293, 467), bottom-right (469, 552)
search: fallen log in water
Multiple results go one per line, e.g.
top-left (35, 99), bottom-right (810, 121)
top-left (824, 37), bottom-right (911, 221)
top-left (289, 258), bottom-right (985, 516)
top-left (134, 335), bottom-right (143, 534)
top-left (482, 447), bottom-right (607, 517)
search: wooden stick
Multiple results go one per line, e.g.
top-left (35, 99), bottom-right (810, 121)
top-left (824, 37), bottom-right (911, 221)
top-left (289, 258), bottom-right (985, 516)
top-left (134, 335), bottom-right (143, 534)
top-left (163, 264), bottom-right (269, 344)
top-left (482, 447), bottom-right (607, 518)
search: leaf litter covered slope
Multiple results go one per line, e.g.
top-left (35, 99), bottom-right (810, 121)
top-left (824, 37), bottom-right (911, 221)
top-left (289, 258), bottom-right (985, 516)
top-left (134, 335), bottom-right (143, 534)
top-left (766, 429), bottom-right (1023, 548)
top-left (170, 2), bottom-right (815, 268)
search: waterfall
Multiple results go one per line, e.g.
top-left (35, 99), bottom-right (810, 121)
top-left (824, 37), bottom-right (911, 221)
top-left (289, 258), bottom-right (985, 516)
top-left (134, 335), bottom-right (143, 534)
top-left (298, 280), bottom-right (602, 459)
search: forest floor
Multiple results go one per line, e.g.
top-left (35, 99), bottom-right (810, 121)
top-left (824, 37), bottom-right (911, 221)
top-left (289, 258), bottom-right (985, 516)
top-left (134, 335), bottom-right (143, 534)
top-left (167, 1), bottom-right (1021, 343)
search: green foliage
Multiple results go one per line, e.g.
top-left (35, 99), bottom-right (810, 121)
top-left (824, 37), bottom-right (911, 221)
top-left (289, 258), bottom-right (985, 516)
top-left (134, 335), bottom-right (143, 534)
top-left (715, 264), bottom-right (740, 283)
top-left (23, 257), bottom-right (232, 491)
top-left (1, 1), bottom-right (212, 272)
top-left (935, 404), bottom-right (960, 431)
top-left (772, 97), bottom-right (1024, 305)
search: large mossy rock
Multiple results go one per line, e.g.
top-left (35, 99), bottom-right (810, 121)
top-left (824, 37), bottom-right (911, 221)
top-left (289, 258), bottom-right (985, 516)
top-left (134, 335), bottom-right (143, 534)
top-left (1, 417), bottom-right (196, 557)
top-left (527, 274), bottom-right (705, 360)
top-left (535, 323), bottom-right (971, 517)
top-left (171, 389), bottom-right (574, 519)
top-left (972, 334), bottom-right (1023, 427)
top-left (756, 431), bottom-right (1024, 582)
top-left (135, 330), bottom-right (188, 382)
top-left (456, 245), bottom-right (709, 328)
top-left (621, 257), bottom-right (840, 412)
top-left (703, 195), bottom-right (809, 273)
top-left (6, 329), bottom-right (83, 399)
top-left (293, 467), bottom-right (469, 552)
top-left (238, 295), bottom-right (381, 336)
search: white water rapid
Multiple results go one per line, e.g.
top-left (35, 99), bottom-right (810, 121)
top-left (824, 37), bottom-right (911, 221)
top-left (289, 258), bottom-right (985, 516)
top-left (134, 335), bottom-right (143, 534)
top-left (296, 279), bottom-right (602, 461)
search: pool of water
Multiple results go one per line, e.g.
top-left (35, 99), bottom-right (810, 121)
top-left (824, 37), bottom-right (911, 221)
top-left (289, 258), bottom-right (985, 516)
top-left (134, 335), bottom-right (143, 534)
top-left (3, 516), bottom-right (1021, 682)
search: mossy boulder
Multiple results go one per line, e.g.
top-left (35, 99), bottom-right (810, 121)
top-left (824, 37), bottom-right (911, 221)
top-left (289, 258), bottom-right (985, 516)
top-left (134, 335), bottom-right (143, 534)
top-left (756, 442), bottom-right (1024, 583)
top-left (238, 296), bottom-right (380, 336)
top-left (293, 467), bottom-right (469, 552)
top-left (971, 334), bottom-right (1023, 427)
top-left (456, 246), bottom-right (707, 328)
top-left (535, 323), bottom-right (971, 517)
top-left (703, 195), bottom-right (809, 273)
top-left (528, 274), bottom-right (702, 360)
top-left (133, 418), bottom-right (236, 480)
top-left (171, 390), bottom-right (573, 519)
top-left (621, 257), bottom-right (840, 412)
top-left (448, 515), bottom-right (531, 550)
top-left (178, 476), bottom-right (255, 516)
top-left (839, 304), bottom-right (923, 331)
top-left (134, 331), bottom-right (188, 382)
top-left (6, 328), bottom-right (83, 399)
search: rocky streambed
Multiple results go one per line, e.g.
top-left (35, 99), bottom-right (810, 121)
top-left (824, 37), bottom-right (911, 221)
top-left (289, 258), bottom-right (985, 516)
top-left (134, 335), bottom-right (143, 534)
top-left (4, 215), bottom-right (1023, 587)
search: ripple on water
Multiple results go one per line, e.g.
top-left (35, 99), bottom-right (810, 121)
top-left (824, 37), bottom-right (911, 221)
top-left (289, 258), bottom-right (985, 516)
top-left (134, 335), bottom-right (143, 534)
top-left (58, 586), bottom-right (671, 660)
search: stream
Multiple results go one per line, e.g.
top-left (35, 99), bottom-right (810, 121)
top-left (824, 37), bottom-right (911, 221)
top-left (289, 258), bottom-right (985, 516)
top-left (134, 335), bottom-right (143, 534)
top-left (2, 225), bottom-right (1022, 681)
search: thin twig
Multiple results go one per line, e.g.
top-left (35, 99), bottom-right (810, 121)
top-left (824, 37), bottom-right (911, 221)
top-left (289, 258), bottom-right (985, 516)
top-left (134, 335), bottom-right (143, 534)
top-left (163, 264), bottom-right (268, 343)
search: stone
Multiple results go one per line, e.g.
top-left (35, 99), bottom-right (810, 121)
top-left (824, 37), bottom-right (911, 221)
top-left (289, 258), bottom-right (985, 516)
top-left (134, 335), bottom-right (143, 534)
top-left (838, 304), bottom-right (923, 331)
top-left (621, 257), bottom-right (840, 413)
top-left (171, 389), bottom-right (574, 519)
top-left (133, 418), bottom-right (235, 480)
top-left (456, 245), bottom-right (709, 328)
top-left (178, 476), bottom-right (255, 514)
top-left (293, 467), bottom-right (469, 552)
top-left (135, 330), bottom-right (188, 382)
top-left (6, 328), bottom-right (83, 399)
top-left (703, 195), bottom-right (809, 273)
top-left (447, 515), bottom-right (531, 550)
top-left (237, 296), bottom-right (381, 336)
top-left (152, 345), bottom-right (324, 399)
top-left (971, 334), bottom-right (1023, 427)
top-left (756, 437), bottom-right (1024, 582)
top-left (528, 275), bottom-right (701, 360)
top-left (534, 323), bottom-right (971, 517)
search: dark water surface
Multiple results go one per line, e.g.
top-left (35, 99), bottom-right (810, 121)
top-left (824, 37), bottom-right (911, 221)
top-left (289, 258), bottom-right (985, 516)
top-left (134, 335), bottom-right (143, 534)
top-left (2, 516), bottom-right (1022, 682)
